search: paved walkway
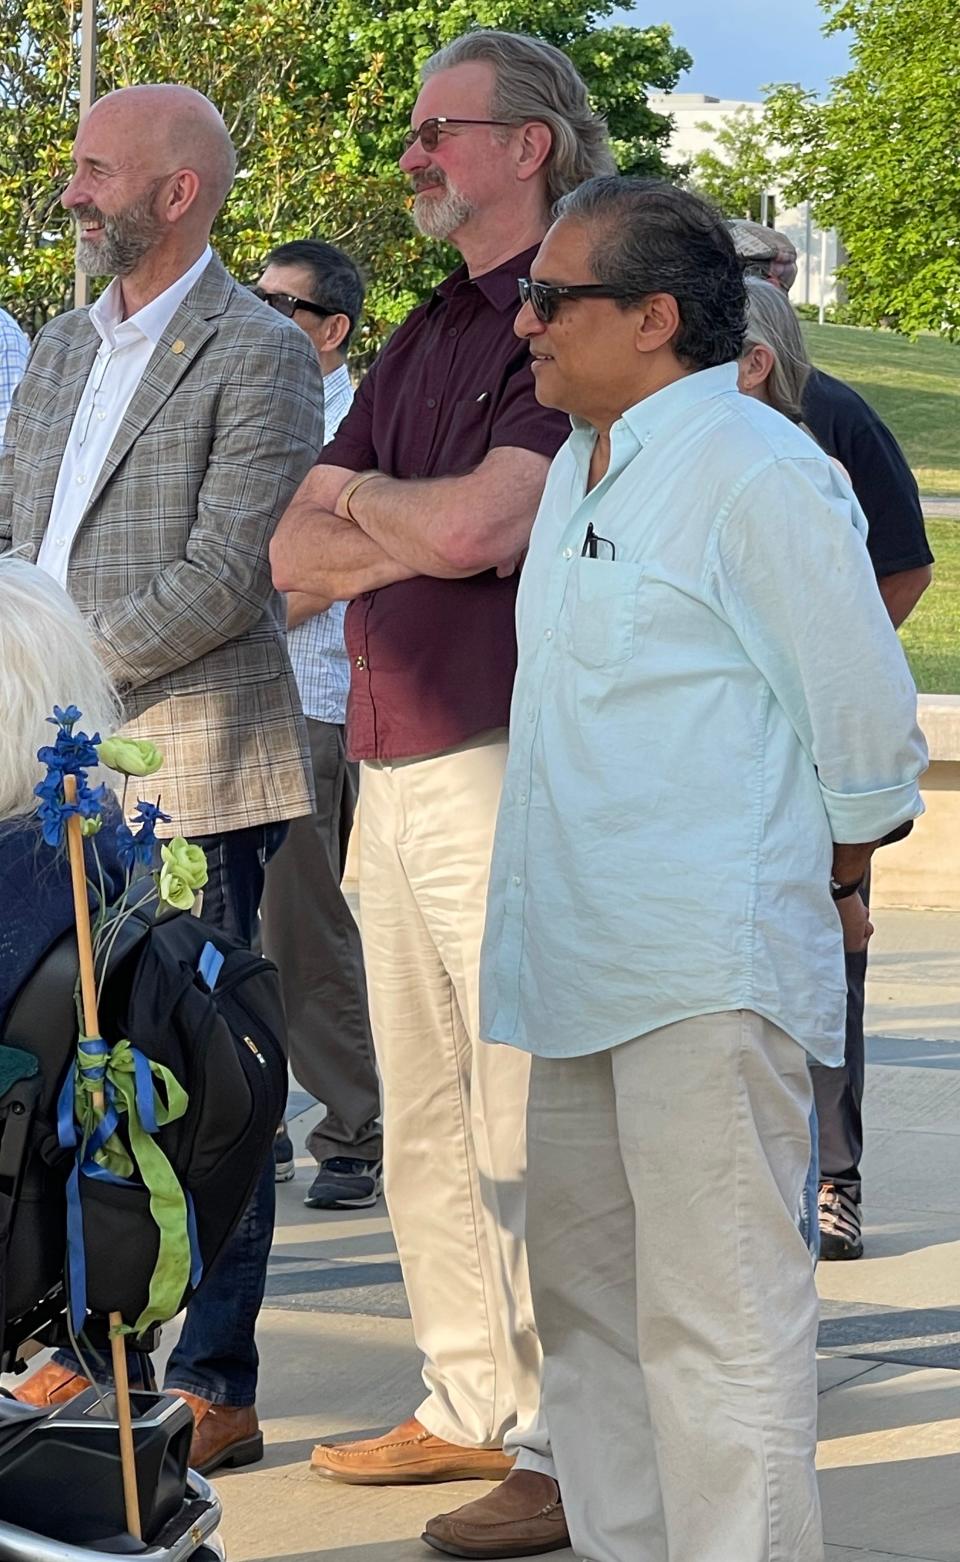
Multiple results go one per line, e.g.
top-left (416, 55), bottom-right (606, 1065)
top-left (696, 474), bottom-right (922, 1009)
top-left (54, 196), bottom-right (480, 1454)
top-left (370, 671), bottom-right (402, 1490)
top-left (921, 497), bottom-right (960, 519)
top-left (201, 906), bottom-right (960, 1562)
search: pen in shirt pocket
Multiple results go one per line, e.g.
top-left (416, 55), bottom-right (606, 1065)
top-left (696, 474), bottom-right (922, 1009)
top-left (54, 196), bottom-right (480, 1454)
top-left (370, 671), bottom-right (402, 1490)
top-left (475, 390), bottom-right (489, 403)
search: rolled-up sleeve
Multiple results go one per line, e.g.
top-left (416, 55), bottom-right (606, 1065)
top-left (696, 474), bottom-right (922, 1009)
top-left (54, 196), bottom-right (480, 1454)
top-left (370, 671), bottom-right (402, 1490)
top-left (709, 454), bottom-right (927, 843)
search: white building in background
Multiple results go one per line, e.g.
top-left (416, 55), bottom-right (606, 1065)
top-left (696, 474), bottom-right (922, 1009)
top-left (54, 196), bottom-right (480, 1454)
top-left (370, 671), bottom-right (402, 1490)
top-left (648, 92), bottom-right (839, 311)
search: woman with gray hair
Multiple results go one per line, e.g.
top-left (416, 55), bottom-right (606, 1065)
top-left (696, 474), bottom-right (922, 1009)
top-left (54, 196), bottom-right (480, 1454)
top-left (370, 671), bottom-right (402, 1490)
top-left (738, 274), bottom-right (812, 422)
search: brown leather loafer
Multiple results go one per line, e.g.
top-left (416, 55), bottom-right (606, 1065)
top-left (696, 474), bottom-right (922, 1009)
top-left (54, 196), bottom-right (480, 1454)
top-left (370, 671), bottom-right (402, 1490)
top-left (310, 1416), bottom-right (514, 1486)
top-left (422, 1470), bottom-right (570, 1558)
top-left (170, 1391), bottom-right (263, 1476)
top-left (14, 1362), bottom-right (92, 1407)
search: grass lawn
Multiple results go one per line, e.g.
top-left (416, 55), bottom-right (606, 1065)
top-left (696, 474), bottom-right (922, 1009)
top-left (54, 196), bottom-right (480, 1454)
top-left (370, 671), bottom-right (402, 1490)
top-left (801, 323), bottom-right (960, 497)
top-left (899, 520), bottom-right (960, 694)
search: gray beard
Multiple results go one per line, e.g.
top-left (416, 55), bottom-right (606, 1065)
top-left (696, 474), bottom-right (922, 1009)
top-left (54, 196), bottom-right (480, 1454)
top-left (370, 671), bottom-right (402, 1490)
top-left (73, 183), bottom-right (167, 277)
top-left (412, 184), bottom-right (478, 241)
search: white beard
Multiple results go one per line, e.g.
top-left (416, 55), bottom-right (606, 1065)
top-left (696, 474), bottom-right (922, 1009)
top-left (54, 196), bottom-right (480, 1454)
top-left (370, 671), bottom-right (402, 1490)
top-left (412, 182), bottom-right (478, 240)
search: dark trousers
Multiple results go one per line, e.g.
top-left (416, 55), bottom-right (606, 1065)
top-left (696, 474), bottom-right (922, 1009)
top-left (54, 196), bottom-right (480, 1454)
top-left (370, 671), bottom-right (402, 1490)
top-left (163, 821), bottom-right (287, 1407)
top-left (811, 867), bottom-right (870, 1201)
top-left (261, 718), bottom-right (382, 1165)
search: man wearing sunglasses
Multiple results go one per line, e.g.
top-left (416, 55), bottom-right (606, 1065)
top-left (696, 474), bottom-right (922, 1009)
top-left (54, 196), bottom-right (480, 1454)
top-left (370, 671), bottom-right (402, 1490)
top-left (253, 241), bottom-right (387, 1217)
top-left (478, 175), bottom-right (926, 1562)
top-left (271, 27), bottom-right (614, 1560)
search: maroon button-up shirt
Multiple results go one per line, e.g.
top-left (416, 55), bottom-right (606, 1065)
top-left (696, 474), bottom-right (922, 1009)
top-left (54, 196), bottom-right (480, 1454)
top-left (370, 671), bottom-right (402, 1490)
top-left (323, 245), bottom-right (570, 762)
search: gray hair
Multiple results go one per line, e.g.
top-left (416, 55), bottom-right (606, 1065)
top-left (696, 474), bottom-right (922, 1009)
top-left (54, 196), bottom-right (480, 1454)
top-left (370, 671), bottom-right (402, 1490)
top-left (0, 556), bottom-right (121, 822)
top-left (742, 276), bottom-right (811, 422)
top-left (422, 30), bottom-right (616, 207)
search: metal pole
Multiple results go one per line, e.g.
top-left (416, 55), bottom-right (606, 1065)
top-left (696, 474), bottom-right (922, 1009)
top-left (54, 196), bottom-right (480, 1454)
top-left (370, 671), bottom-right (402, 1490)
top-left (804, 201), bottom-right (812, 306)
top-left (74, 0), bottom-right (97, 308)
top-left (760, 190), bottom-right (769, 227)
top-left (818, 227), bottom-right (829, 325)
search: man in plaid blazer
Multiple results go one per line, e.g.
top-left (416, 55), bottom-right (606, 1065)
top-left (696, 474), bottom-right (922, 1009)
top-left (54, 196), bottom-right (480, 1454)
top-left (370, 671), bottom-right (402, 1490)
top-left (1, 84), bottom-right (325, 1473)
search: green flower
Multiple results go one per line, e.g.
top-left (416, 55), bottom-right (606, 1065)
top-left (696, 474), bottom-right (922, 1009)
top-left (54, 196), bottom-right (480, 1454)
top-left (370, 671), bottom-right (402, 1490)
top-left (79, 814), bottom-right (103, 837)
top-left (158, 836), bottom-right (208, 910)
top-left (96, 737), bottom-right (164, 777)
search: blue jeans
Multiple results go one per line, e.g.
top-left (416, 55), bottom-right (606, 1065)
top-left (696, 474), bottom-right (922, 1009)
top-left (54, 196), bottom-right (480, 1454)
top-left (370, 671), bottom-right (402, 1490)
top-left (56, 822), bottom-right (287, 1406)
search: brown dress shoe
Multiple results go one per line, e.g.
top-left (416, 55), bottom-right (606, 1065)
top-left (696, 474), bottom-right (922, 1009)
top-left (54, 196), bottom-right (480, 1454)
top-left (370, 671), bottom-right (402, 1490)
top-left (170, 1391), bottom-right (263, 1476)
top-left (13, 1362), bottom-right (92, 1408)
top-left (310, 1416), bottom-right (515, 1486)
top-left (422, 1471), bottom-right (570, 1558)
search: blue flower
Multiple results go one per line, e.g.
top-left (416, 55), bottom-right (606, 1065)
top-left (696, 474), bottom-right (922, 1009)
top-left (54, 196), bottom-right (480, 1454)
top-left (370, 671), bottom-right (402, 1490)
top-left (115, 823), bottom-right (138, 872)
top-left (116, 796), bottom-right (172, 871)
top-left (130, 798), bottom-right (172, 829)
top-left (47, 704), bottom-right (83, 732)
top-left (37, 729), bottom-right (102, 775)
top-left (36, 794), bottom-right (78, 848)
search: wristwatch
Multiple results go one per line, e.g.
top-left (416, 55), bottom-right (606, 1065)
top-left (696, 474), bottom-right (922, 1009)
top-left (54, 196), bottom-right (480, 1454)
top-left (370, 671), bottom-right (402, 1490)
top-left (830, 876), bottom-right (863, 901)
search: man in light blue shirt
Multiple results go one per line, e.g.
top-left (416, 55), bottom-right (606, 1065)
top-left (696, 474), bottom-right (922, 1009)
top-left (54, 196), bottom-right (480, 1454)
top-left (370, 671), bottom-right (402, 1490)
top-left (479, 178), bottom-right (926, 1562)
top-left (0, 305), bottom-right (29, 444)
top-left (256, 242), bottom-right (384, 1212)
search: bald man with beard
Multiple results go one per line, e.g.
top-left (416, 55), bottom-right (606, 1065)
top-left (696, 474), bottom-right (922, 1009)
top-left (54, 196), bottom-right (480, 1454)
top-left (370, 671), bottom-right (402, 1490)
top-left (1, 85), bottom-right (326, 1471)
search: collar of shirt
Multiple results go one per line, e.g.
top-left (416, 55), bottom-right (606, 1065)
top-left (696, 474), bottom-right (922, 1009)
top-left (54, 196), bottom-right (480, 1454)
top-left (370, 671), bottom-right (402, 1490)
top-left (568, 361), bottom-right (741, 485)
top-left (431, 243), bottom-right (543, 317)
top-left (88, 244), bottom-right (213, 351)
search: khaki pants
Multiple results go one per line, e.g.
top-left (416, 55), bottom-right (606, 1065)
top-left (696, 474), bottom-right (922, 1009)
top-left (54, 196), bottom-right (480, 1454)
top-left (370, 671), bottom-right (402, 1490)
top-left (527, 1011), bottom-right (822, 1562)
top-left (358, 731), bottom-right (550, 1467)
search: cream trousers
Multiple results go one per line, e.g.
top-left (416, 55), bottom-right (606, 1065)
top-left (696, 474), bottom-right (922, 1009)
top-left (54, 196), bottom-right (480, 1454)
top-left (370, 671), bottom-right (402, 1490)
top-left (358, 731), bottom-right (550, 1467)
top-left (527, 1010), bottom-right (823, 1562)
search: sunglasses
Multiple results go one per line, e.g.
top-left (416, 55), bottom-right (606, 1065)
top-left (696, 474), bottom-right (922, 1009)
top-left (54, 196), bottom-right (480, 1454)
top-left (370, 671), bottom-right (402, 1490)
top-left (403, 116), bottom-right (513, 153)
top-left (517, 276), bottom-right (637, 324)
top-left (250, 285), bottom-right (333, 320)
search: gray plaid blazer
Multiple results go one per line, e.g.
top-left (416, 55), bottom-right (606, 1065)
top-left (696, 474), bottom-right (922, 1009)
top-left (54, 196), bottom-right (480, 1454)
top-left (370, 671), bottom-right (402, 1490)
top-left (0, 255), bottom-right (325, 837)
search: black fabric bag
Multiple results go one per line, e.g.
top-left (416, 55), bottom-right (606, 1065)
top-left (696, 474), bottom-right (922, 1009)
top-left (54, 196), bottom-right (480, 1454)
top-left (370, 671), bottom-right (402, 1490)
top-left (0, 903), bottom-right (287, 1358)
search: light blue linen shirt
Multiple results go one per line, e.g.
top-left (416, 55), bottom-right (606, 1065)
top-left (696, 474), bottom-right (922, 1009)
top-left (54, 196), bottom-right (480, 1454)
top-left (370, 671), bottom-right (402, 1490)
top-left (287, 362), bottom-right (353, 723)
top-left (0, 306), bottom-right (29, 445)
top-left (479, 363), bottom-right (926, 1066)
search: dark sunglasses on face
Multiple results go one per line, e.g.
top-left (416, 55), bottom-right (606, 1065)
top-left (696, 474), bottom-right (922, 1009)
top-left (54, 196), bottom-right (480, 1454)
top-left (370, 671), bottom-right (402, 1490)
top-left (250, 284), bottom-right (333, 320)
top-left (403, 115), bottom-right (513, 153)
top-left (517, 276), bottom-right (637, 324)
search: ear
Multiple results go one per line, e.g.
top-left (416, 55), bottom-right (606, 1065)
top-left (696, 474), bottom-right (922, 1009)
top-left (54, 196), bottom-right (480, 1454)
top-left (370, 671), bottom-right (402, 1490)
top-left (319, 312), bottom-right (352, 354)
top-left (632, 292), bottom-right (682, 356)
top-left (163, 168), bottom-right (202, 224)
top-left (738, 343), bottom-right (774, 392)
top-left (514, 121), bottom-right (553, 184)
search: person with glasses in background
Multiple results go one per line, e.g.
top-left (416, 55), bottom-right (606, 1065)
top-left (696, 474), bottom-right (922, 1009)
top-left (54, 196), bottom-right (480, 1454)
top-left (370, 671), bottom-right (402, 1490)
top-left (730, 220), bottom-right (934, 1263)
top-left (271, 28), bottom-right (614, 1560)
top-left (253, 241), bottom-right (385, 1214)
top-left (478, 175), bottom-right (926, 1562)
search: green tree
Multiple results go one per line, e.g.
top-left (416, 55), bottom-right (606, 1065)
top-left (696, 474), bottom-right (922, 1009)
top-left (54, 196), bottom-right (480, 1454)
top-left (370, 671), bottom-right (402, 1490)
top-left (0, 0), bottom-right (691, 354)
top-left (765, 0), bottom-right (960, 336)
top-left (686, 105), bottom-right (780, 224)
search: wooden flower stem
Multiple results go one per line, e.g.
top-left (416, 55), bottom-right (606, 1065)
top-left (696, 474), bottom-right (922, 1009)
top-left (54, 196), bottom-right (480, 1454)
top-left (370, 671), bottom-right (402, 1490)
top-left (62, 774), bottom-right (142, 1541)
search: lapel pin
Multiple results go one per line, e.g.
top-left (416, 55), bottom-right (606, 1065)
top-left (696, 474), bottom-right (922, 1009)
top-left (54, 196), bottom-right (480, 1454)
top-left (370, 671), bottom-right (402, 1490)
top-left (171, 339), bottom-right (186, 355)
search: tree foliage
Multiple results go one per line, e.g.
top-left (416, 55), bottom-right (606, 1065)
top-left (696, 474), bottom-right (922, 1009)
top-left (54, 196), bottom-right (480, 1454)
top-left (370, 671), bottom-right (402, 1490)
top-left (0, 0), bottom-right (691, 354)
top-left (765, 0), bottom-right (960, 337)
top-left (685, 106), bottom-right (780, 224)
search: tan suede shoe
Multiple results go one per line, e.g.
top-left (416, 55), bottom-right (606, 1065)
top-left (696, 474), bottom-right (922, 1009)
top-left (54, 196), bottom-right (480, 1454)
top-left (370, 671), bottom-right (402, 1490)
top-left (310, 1416), bottom-right (515, 1485)
top-left (422, 1471), bottom-right (570, 1558)
top-left (13, 1362), bottom-right (92, 1407)
top-left (171, 1391), bottom-right (263, 1476)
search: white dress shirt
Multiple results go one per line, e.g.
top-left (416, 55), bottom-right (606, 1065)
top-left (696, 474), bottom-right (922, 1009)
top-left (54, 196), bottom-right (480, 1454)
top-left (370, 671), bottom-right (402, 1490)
top-left (480, 363), bottom-right (926, 1067)
top-left (37, 246), bottom-right (212, 587)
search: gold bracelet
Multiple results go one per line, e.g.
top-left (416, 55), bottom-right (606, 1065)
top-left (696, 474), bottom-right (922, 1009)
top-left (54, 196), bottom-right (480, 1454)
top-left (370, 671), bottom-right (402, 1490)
top-left (339, 469), bottom-right (381, 522)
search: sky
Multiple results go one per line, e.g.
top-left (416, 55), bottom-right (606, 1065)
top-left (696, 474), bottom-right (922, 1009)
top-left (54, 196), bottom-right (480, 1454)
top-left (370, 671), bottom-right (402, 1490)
top-left (613, 0), bottom-right (852, 102)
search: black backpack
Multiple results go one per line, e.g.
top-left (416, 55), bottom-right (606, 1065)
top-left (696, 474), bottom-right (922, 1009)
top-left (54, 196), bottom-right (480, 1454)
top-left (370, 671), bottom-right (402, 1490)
top-left (0, 902), bottom-right (287, 1359)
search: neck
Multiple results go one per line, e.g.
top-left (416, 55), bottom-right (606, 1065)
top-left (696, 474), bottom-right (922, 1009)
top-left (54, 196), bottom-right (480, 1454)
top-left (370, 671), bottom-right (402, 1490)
top-left (319, 351), bottom-right (347, 378)
top-left (116, 238), bottom-right (209, 318)
top-left (456, 199), bottom-right (550, 278)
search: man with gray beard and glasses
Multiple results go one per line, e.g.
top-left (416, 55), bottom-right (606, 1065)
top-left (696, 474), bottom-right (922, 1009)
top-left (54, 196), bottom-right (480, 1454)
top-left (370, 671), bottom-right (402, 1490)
top-left (1, 83), bottom-right (325, 1477)
top-left (271, 28), bottom-right (614, 1560)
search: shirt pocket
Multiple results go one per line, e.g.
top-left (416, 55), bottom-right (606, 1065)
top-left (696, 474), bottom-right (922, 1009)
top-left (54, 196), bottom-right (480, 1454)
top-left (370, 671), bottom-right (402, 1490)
top-left (563, 558), bottom-right (646, 669)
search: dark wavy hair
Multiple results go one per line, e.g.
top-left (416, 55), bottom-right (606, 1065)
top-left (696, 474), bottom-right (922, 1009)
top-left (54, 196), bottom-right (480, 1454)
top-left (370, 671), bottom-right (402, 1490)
top-left (557, 177), bottom-right (747, 370)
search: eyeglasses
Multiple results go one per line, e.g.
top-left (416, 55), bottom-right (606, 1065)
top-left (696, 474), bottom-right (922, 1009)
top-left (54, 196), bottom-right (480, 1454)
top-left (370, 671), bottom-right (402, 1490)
top-left (517, 276), bottom-right (636, 324)
top-left (403, 116), bottom-right (513, 153)
top-left (250, 285), bottom-right (333, 320)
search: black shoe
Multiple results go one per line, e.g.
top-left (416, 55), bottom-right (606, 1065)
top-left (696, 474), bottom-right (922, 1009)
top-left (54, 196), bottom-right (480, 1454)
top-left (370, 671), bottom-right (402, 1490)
top-left (274, 1122), bottom-right (295, 1184)
top-left (304, 1156), bottom-right (383, 1209)
top-left (818, 1182), bottom-right (863, 1260)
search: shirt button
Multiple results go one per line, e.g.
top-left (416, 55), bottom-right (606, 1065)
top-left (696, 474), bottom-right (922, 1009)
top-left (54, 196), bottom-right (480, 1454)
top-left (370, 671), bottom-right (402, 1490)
top-left (355, 655), bottom-right (366, 670)
top-left (519, 792), bottom-right (528, 806)
top-left (544, 629), bottom-right (553, 640)
top-left (426, 397), bottom-right (437, 409)
top-left (562, 547), bottom-right (573, 560)
top-left (527, 707), bottom-right (535, 722)
top-left (75, 472), bottom-right (86, 484)
top-left (96, 410), bottom-right (106, 421)
top-left (448, 327), bottom-right (458, 338)
top-left (512, 875), bottom-right (522, 888)
top-left (56, 537), bottom-right (66, 548)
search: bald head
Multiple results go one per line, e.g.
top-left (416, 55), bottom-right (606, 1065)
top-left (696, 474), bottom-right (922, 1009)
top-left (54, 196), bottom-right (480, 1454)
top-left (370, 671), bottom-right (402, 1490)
top-left (83, 85), bottom-right (236, 222)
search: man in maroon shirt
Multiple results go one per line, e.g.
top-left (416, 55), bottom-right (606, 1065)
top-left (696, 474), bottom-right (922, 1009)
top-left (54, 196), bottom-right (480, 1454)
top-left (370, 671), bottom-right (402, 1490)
top-left (271, 28), bottom-right (614, 1558)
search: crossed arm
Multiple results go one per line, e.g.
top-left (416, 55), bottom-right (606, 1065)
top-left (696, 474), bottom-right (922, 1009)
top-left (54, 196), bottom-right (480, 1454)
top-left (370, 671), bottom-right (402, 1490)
top-left (269, 445), bottom-right (552, 601)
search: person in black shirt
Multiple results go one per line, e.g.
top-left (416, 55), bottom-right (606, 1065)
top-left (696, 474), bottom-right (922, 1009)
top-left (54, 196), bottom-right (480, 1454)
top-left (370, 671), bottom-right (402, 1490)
top-left (730, 221), bottom-right (933, 1260)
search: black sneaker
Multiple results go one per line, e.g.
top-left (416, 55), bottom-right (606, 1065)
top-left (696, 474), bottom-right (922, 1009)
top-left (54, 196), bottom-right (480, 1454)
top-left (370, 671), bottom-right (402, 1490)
top-left (274, 1122), bottom-right (295, 1184)
top-left (304, 1157), bottom-right (384, 1210)
top-left (818, 1182), bottom-right (863, 1260)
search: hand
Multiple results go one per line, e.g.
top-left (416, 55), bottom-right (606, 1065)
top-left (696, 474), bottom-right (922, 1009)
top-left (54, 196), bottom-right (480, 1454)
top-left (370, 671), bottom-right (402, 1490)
top-left (836, 891), bottom-right (874, 953)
